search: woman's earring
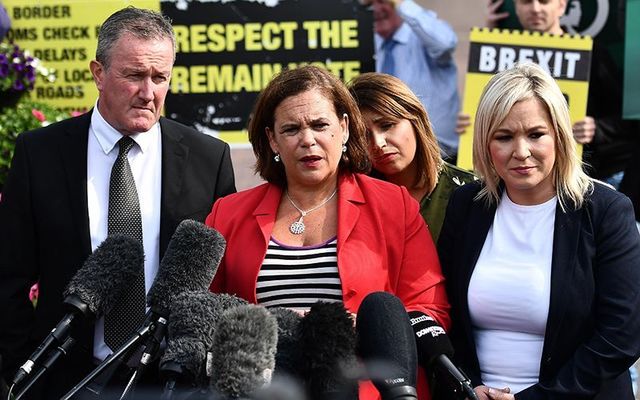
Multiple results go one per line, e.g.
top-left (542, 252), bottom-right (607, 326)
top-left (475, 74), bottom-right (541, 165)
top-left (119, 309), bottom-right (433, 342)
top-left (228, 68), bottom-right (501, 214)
top-left (274, 154), bottom-right (281, 162)
top-left (342, 144), bottom-right (347, 153)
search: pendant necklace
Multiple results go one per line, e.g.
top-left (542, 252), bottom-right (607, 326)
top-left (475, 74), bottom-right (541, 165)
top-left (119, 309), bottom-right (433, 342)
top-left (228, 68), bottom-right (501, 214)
top-left (285, 188), bottom-right (338, 235)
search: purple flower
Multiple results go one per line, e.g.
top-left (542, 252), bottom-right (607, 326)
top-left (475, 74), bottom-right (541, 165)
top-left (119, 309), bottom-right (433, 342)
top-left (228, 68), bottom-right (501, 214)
top-left (2, 41), bottom-right (54, 93)
top-left (25, 66), bottom-right (35, 82)
top-left (12, 79), bottom-right (24, 90)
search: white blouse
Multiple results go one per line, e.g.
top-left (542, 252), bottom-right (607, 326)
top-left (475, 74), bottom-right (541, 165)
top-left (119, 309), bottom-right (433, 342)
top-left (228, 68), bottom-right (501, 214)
top-left (469, 192), bottom-right (557, 393)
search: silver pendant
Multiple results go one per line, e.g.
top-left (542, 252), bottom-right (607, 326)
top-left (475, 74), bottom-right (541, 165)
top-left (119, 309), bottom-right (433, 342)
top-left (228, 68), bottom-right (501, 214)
top-left (289, 217), bottom-right (305, 235)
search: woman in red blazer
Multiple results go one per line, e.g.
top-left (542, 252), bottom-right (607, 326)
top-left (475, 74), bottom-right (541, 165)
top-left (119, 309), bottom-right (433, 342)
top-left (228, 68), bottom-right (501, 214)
top-left (206, 66), bottom-right (449, 399)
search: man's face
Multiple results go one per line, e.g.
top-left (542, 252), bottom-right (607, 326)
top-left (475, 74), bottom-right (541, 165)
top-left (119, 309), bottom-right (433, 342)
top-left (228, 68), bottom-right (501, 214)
top-left (90, 33), bottom-right (174, 135)
top-left (372, 0), bottom-right (403, 39)
top-left (515, 0), bottom-right (567, 35)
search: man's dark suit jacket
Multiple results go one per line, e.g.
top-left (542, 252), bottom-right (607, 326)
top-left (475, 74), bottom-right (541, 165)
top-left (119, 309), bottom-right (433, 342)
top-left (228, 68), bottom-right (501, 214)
top-left (0, 111), bottom-right (236, 398)
top-left (438, 181), bottom-right (640, 399)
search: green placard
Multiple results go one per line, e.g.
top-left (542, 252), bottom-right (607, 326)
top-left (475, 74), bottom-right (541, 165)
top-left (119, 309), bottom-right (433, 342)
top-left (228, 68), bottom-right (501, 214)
top-left (623, 0), bottom-right (640, 119)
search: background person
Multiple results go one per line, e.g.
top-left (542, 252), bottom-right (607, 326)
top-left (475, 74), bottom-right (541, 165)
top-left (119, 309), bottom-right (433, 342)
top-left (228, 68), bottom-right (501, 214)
top-left (439, 62), bottom-right (640, 399)
top-left (206, 65), bottom-right (450, 400)
top-left (0, 7), bottom-right (236, 399)
top-left (349, 72), bottom-right (475, 243)
top-left (362, 0), bottom-right (461, 163)
top-left (481, 0), bottom-right (637, 189)
top-left (459, 0), bottom-right (594, 143)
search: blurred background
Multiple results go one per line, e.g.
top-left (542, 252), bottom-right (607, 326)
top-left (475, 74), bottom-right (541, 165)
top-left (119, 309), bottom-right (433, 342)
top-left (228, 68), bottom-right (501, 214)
top-left (231, 0), bottom-right (487, 190)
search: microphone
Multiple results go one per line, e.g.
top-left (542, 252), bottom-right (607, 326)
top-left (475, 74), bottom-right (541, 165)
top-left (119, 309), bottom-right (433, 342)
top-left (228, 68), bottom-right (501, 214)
top-left (300, 302), bottom-right (358, 400)
top-left (62, 221), bottom-right (226, 399)
top-left (143, 219), bottom-right (226, 346)
top-left (356, 292), bottom-right (418, 400)
top-left (13, 338), bottom-right (76, 400)
top-left (11, 234), bottom-right (143, 387)
top-left (210, 304), bottom-right (278, 399)
top-left (123, 220), bottom-right (227, 394)
top-left (407, 311), bottom-right (478, 400)
top-left (268, 307), bottom-right (303, 380)
top-left (147, 219), bottom-right (226, 317)
top-left (160, 291), bottom-right (247, 397)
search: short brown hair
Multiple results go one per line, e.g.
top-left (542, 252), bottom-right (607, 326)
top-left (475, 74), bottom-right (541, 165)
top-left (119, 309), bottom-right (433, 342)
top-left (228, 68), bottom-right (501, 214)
top-left (249, 65), bottom-right (370, 186)
top-left (96, 7), bottom-right (175, 69)
top-left (349, 72), bottom-right (442, 193)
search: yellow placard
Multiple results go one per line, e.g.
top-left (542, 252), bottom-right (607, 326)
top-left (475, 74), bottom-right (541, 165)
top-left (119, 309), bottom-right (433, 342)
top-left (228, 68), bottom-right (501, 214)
top-left (458, 28), bottom-right (593, 171)
top-left (4, 1), bottom-right (160, 113)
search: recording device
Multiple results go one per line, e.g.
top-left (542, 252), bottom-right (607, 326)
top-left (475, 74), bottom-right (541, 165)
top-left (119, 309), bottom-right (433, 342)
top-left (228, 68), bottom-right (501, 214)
top-left (210, 304), bottom-right (278, 399)
top-left (356, 292), bottom-right (418, 400)
top-left (11, 234), bottom-right (143, 388)
top-left (160, 291), bottom-right (246, 399)
top-left (62, 221), bottom-right (226, 399)
top-left (300, 302), bottom-right (358, 400)
top-left (407, 311), bottom-right (478, 400)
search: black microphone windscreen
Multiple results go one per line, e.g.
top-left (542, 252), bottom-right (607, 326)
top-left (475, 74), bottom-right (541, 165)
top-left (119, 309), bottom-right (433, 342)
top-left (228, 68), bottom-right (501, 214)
top-left (63, 234), bottom-right (144, 315)
top-left (356, 292), bottom-right (418, 399)
top-left (406, 312), bottom-right (478, 400)
top-left (210, 304), bottom-right (278, 398)
top-left (269, 307), bottom-right (303, 378)
top-left (301, 302), bottom-right (358, 400)
top-left (251, 375), bottom-right (308, 400)
top-left (407, 311), bottom-right (454, 367)
top-left (147, 220), bottom-right (226, 315)
top-left (161, 291), bottom-right (247, 383)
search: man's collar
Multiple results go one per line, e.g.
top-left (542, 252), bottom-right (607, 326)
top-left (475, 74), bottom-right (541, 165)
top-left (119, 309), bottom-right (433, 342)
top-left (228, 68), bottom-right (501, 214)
top-left (91, 101), bottom-right (159, 155)
top-left (375, 22), bottom-right (410, 50)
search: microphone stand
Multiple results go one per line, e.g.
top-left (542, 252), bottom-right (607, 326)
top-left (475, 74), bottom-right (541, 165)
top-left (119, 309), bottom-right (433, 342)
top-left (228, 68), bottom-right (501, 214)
top-left (61, 321), bottom-right (156, 400)
top-left (11, 296), bottom-right (90, 388)
top-left (436, 355), bottom-right (478, 400)
top-left (13, 337), bottom-right (76, 400)
top-left (119, 315), bottom-right (168, 400)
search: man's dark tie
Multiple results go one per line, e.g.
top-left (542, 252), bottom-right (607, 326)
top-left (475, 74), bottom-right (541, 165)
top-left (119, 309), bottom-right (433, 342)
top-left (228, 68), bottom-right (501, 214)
top-left (381, 39), bottom-right (397, 76)
top-left (104, 136), bottom-right (146, 351)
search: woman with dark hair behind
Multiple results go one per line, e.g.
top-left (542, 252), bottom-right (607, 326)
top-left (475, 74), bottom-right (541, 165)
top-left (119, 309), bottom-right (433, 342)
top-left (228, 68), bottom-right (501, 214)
top-left (206, 65), bottom-right (449, 399)
top-left (349, 72), bottom-right (475, 242)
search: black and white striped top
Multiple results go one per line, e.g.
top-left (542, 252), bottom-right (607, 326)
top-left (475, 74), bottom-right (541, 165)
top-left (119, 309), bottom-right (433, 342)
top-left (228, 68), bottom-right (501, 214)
top-left (256, 237), bottom-right (343, 311)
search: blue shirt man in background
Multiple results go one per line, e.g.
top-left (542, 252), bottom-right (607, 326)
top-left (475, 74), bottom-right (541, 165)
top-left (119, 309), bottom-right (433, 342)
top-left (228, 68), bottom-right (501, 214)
top-left (366, 0), bottom-right (460, 162)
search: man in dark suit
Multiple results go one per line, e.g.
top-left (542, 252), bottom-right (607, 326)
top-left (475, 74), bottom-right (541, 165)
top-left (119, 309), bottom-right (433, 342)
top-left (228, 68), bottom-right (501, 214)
top-left (0, 7), bottom-right (235, 399)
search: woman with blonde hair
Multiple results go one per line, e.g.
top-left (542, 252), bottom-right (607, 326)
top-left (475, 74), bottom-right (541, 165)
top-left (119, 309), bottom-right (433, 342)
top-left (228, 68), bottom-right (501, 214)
top-left (438, 62), bottom-right (640, 399)
top-left (349, 72), bottom-right (475, 242)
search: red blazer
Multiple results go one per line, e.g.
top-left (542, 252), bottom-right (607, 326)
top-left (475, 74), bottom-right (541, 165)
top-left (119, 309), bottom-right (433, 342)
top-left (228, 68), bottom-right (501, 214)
top-left (206, 172), bottom-right (450, 399)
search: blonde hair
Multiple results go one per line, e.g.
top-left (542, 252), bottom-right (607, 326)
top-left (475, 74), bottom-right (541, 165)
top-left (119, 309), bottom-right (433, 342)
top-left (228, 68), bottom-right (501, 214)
top-left (348, 73), bottom-right (442, 193)
top-left (473, 63), bottom-right (592, 210)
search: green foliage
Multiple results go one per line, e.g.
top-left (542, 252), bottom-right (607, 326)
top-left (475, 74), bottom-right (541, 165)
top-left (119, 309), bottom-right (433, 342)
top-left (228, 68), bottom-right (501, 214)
top-left (0, 98), bottom-right (69, 186)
